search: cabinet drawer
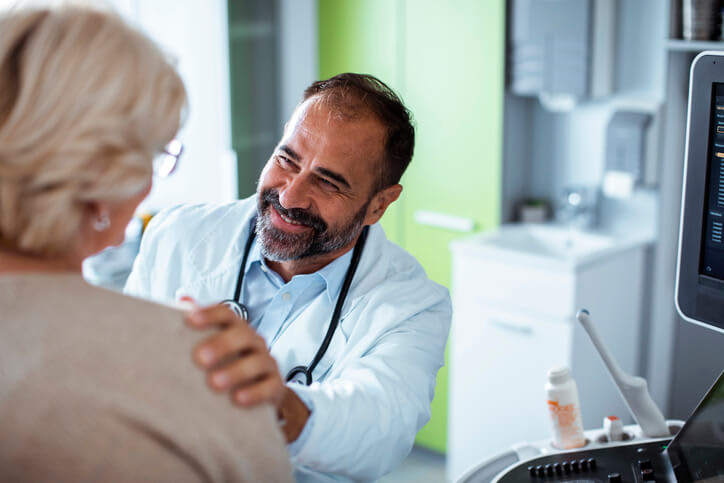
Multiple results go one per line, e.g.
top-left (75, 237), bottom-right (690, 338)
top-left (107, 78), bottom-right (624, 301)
top-left (448, 306), bottom-right (573, 478)
top-left (452, 253), bottom-right (576, 318)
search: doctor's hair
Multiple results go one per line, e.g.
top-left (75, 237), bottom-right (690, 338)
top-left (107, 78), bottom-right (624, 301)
top-left (303, 73), bottom-right (415, 193)
top-left (0, 5), bottom-right (187, 256)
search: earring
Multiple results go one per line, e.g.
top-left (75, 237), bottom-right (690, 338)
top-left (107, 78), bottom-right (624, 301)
top-left (92, 213), bottom-right (111, 232)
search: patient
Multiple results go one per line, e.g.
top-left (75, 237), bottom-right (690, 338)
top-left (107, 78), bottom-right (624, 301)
top-left (0, 6), bottom-right (292, 482)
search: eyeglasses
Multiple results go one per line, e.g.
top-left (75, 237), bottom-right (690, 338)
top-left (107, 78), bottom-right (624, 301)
top-left (153, 139), bottom-right (183, 178)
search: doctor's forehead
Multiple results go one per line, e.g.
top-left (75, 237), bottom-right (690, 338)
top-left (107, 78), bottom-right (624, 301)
top-left (282, 100), bottom-right (384, 154)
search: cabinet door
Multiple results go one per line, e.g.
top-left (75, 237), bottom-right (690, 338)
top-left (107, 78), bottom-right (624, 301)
top-left (401, 0), bottom-right (504, 285)
top-left (448, 306), bottom-right (571, 482)
top-left (401, 0), bottom-right (505, 452)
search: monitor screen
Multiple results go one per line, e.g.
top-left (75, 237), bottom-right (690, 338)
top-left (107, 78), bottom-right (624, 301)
top-left (677, 53), bottom-right (724, 333)
top-left (667, 370), bottom-right (724, 482)
top-left (699, 83), bottom-right (724, 281)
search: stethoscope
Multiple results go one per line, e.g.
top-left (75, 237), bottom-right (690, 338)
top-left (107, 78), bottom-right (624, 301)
top-left (220, 219), bottom-right (369, 386)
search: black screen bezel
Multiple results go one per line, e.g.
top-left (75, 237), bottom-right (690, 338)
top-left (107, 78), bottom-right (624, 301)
top-left (677, 53), bottom-right (724, 332)
top-left (666, 370), bottom-right (724, 482)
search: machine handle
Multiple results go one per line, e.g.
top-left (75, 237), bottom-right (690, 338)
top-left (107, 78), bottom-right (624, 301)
top-left (576, 309), bottom-right (670, 438)
top-left (489, 318), bottom-right (534, 336)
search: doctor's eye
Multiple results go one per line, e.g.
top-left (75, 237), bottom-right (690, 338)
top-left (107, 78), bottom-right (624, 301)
top-left (318, 177), bottom-right (339, 191)
top-left (276, 155), bottom-right (296, 169)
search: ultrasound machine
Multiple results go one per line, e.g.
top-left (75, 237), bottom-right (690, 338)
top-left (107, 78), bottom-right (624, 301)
top-left (458, 52), bottom-right (724, 483)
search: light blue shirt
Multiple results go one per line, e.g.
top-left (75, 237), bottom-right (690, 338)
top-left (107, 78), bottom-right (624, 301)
top-left (243, 238), bottom-right (353, 348)
top-left (124, 197), bottom-right (452, 482)
top-left (242, 239), bottom-right (354, 460)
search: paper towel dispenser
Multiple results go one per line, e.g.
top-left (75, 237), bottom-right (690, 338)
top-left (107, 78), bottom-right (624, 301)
top-left (602, 111), bottom-right (653, 198)
top-left (509, 0), bottom-right (615, 110)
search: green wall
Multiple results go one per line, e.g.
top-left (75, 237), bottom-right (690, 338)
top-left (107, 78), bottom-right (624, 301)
top-left (319, 0), bottom-right (505, 453)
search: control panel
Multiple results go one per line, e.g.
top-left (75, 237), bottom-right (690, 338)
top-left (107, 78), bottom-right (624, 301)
top-left (496, 439), bottom-right (675, 483)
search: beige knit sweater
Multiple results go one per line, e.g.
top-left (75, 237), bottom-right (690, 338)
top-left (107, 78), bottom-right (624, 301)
top-left (0, 273), bottom-right (293, 483)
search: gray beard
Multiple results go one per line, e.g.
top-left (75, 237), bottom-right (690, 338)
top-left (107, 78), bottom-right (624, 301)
top-left (255, 189), bottom-right (370, 262)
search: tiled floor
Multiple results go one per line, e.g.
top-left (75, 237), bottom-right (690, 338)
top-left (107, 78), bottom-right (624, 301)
top-left (379, 446), bottom-right (447, 483)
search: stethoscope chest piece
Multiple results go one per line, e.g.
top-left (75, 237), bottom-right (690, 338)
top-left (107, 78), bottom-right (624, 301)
top-left (220, 299), bottom-right (249, 321)
top-left (286, 365), bottom-right (313, 385)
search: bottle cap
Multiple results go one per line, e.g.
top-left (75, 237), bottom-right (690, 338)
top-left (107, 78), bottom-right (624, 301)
top-left (547, 366), bottom-right (571, 384)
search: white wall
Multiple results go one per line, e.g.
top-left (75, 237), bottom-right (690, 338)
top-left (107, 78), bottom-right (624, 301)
top-left (109, 0), bottom-right (238, 212)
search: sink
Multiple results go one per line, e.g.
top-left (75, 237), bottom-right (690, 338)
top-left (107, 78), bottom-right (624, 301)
top-left (454, 223), bottom-right (637, 269)
top-left (479, 224), bottom-right (615, 260)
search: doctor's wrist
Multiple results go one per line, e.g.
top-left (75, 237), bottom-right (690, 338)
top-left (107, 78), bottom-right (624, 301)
top-left (278, 386), bottom-right (310, 443)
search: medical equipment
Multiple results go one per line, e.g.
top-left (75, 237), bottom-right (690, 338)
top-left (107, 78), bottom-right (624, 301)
top-left (459, 308), bottom-right (723, 482)
top-left (461, 370), bottom-right (723, 482)
top-left (677, 52), bottom-right (724, 334)
top-left (220, 220), bottom-right (369, 386)
top-left (459, 51), bottom-right (724, 483)
top-left (577, 310), bottom-right (669, 439)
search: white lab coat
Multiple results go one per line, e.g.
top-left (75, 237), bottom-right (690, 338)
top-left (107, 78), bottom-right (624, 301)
top-left (124, 197), bottom-right (452, 482)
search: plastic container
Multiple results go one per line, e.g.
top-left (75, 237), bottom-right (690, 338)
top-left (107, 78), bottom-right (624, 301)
top-left (545, 366), bottom-right (586, 449)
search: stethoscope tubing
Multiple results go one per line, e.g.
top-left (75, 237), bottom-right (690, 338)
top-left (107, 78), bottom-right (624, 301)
top-left (224, 218), bottom-right (368, 386)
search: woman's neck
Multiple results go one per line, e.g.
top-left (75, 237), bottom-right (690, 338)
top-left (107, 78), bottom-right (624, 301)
top-left (0, 248), bottom-right (82, 274)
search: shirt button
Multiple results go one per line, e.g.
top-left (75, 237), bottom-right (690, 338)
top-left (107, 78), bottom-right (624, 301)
top-left (282, 293), bottom-right (291, 301)
top-left (261, 265), bottom-right (268, 272)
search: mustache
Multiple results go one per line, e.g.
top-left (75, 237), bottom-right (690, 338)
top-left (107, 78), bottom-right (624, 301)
top-left (261, 189), bottom-right (327, 232)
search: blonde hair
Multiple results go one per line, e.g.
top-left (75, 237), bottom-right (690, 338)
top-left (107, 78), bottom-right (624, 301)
top-left (0, 4), bottom-right (187, 256)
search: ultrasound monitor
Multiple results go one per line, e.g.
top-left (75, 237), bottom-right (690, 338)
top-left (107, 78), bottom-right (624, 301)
top-left (676, 51), bottom-right (724, 334)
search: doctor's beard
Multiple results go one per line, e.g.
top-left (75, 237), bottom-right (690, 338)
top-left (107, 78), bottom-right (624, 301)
top-left (256, 189), bottom-right (370, 262)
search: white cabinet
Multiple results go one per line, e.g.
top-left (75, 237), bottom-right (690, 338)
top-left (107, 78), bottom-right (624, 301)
top-left (447, 224), bottom-right (649, 482)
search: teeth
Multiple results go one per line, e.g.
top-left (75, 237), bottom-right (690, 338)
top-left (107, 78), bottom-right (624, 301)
top-left (280, 212), bottom-right (302, 225)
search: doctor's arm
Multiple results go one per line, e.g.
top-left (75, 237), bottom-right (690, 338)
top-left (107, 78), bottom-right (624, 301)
top-left (286, 296), bottom-right (452, 480)
top-left (123, 207), bottom-right (183, 302)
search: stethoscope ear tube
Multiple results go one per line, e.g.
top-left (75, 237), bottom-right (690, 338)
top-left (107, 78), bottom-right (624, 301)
top-left (296, 225), bottom-right (369, 384)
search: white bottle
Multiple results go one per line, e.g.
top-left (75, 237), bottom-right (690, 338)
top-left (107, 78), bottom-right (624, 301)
top-left (545, 366), bottom-right (586, 449)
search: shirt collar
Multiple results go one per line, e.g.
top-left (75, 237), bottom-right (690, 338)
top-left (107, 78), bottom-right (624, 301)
top-left (247, 237), bottom-right (354, 304)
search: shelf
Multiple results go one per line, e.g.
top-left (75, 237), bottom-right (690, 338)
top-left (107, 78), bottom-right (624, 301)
top-left (667, 39), bottom-right (724, 52)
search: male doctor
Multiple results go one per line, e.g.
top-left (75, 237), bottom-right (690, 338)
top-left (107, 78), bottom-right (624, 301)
top-left (125, 73), bottom-right (452, 481)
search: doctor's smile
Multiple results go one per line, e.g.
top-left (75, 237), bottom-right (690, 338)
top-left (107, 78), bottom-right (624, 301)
top-left (262, 189), bottom-right (327, 234)
top-left (257, 187), bottom-right (370, 263)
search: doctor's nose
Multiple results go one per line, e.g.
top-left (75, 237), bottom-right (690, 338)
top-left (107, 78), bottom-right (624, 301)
top-left (278, 176), bottom-right (312, 211)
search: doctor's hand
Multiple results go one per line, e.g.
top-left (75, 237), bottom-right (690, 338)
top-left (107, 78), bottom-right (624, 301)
top-left (184, 304), bottom-right (310, 443)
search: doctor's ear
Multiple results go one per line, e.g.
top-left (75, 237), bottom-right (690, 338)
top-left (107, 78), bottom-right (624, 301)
top-left (364, 184), bottom-right (402, 225)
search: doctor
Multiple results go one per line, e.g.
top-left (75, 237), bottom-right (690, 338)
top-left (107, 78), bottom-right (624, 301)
top-left (125, 73), bottom-right (451, 481)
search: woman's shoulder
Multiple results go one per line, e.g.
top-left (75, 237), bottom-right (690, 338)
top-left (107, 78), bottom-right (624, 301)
top-left (0, 272), bottom-right (191, 357)
top-left (0, 273), bottom-right (293, 482)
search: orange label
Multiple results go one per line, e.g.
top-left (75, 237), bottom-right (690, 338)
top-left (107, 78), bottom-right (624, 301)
top-left (547, 400), bottom-right (578, 427)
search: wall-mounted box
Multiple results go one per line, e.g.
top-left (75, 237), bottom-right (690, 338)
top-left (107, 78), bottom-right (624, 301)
top-left (509, 0), bottom-right (616, 109)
